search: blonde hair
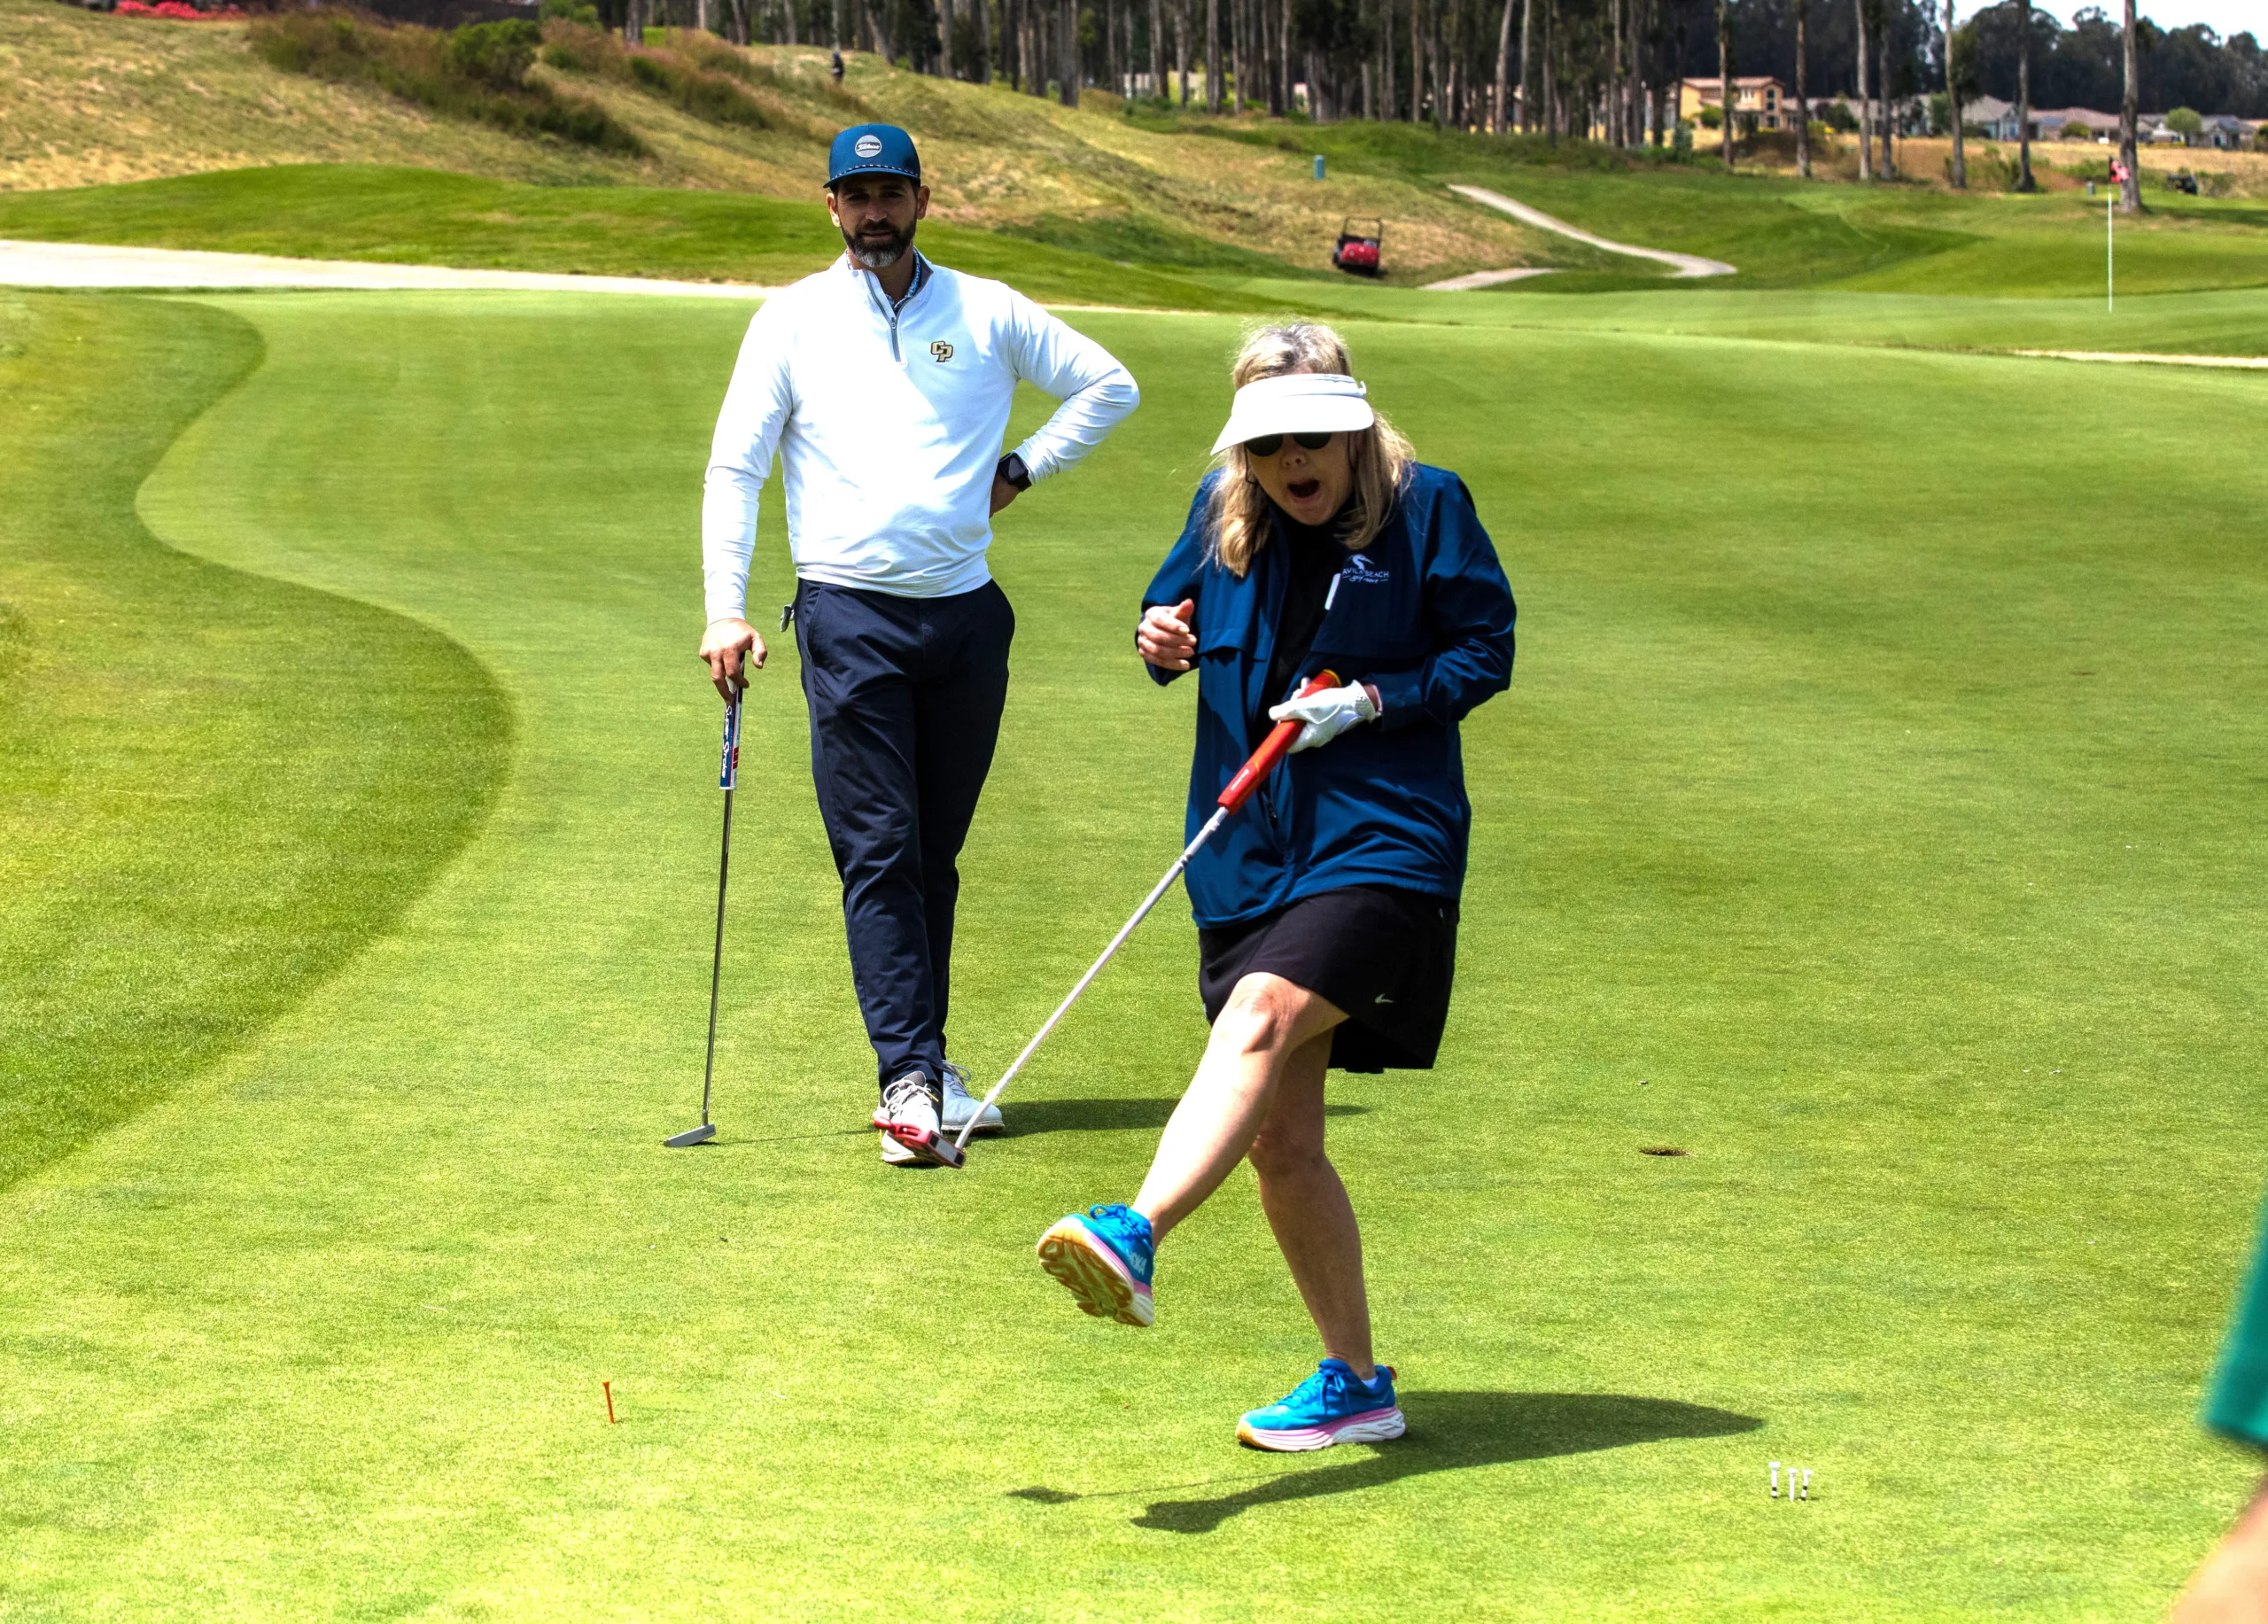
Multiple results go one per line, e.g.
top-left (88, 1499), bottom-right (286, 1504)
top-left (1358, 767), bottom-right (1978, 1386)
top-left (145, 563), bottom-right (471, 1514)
top-left (1205, 322), bottom-right (1415, 579)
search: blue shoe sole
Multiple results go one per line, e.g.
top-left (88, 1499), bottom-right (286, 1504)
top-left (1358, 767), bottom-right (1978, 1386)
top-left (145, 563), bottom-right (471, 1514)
top-left (1037, 1219), bottom-right (1153, 1327)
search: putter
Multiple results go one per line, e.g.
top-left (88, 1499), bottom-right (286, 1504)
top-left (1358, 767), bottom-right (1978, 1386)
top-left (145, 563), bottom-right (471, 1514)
top-left (666, 680), bottom-right (744, 1148)
top-left (950, 670), bottom-right (1342, 1157)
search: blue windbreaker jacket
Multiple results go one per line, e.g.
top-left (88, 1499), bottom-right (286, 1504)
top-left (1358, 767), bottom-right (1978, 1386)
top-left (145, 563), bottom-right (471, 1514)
top-left (1144, 463), bottom-right (1517, 928)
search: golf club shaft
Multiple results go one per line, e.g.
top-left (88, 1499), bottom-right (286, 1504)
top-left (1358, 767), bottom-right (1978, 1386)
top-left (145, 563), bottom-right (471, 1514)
top-left (952, 671), bottom-right (1340, 1151)
top-left (700, 788), bottom-right (733, 1127)
top-left (698, 686), bottom-right (743, 1129)
top-left (955, 804), bottom-right (1229, 1149)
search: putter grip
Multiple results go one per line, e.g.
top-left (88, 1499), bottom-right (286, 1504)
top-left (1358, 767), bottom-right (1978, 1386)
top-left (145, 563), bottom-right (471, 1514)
top-left (1216, 670), bottom-right (1340, 812)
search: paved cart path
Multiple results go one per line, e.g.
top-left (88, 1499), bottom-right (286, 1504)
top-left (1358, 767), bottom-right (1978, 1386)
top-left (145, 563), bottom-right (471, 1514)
top-left (1422, 266), bottom-right (1563, 291)
top-left (0, 237), bottom-right (780, 297)
top-left (1447, 183), bottom-right (1738, 280)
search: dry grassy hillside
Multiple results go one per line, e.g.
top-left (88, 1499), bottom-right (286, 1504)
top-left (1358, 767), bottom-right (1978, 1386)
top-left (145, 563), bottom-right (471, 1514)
top-left (0, 0), bottom-right (1559, 280)
top-left (0, 0), bottom-right (643, 188)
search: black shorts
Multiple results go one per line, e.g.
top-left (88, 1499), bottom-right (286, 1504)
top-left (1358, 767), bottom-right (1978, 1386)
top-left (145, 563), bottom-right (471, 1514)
top-left (1198, 885), bottom-right (1460, 1073)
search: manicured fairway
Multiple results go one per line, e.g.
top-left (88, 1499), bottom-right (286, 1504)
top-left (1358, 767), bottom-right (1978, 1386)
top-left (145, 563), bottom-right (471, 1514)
top-left (3, 285), bottom-right (2266, 1619)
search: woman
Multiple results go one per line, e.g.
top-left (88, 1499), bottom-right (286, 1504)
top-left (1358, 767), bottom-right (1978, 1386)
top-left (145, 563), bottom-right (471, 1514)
top-left (1035, 323), bottom-right (1517, 1451)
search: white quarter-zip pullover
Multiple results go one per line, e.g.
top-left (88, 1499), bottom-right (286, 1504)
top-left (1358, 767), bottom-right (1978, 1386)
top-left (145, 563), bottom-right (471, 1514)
top-left (702, 253), bottom-right (1139, 620)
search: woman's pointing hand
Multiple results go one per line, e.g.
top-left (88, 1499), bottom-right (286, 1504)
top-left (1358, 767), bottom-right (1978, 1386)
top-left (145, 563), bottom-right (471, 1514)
top-left (1137, 598), bottom-right (1198, 672)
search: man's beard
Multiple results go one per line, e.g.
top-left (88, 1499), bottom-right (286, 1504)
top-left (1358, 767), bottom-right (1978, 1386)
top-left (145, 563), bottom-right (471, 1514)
top-left (843, 219), bottom-right (914, 271)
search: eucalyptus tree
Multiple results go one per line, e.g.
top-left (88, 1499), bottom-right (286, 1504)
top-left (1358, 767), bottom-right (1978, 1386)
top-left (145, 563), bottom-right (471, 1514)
top-left (1793, 0), bottom-right (1810, 175)
top-left (1716, 0), bottom-right (1732, 165)
top-left (2015, 0), bottom-right (2034, 189)
top-left (2117, 0), bottom-right (2140, 210)
top-left (1946, 0), bottom-right (1967, 186)
top-left (1852, 0), bottom-right (1872, 177)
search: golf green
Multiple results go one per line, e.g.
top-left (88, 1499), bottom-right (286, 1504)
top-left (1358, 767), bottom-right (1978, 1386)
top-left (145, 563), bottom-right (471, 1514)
top-left (2, 284), bottom-right (2264, 1620)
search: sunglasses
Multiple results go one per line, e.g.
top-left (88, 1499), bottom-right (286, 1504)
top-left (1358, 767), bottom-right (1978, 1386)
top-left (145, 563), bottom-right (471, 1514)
top-left (1243, 431), bottom-right (1333, 457)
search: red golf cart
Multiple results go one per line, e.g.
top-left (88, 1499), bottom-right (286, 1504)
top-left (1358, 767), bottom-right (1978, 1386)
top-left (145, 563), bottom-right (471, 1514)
top-left (1331, 218), bottom-right (1384, 277)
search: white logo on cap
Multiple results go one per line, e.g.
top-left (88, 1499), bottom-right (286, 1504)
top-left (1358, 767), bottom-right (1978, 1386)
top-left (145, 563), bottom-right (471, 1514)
top-left (854, 134), bottom-right (883, 159)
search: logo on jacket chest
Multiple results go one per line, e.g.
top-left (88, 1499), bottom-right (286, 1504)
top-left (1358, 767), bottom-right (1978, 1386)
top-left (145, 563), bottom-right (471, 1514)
top-left (1340, 553), bottom-right (1389, 586)
top-left (929, 340), bottom-right (955, 362)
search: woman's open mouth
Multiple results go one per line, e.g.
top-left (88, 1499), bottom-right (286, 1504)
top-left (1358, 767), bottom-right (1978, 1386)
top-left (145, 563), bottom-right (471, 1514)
top-left (1287, 478), bottom-right (1322, 501)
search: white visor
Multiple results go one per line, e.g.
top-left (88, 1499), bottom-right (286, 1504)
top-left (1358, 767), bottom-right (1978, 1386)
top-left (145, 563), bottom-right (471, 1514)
top-left (1210, 372), bottom-right (1375, 455)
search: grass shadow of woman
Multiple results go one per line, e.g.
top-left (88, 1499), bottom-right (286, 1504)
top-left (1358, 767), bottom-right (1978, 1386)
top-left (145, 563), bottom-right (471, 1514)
top-left (1130, 1391), bottom-right (1761, 1534)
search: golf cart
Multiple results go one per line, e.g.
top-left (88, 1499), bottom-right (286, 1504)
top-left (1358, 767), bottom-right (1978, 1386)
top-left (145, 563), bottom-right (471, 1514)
top-left (1332, 218), bottom-right (1384, 277)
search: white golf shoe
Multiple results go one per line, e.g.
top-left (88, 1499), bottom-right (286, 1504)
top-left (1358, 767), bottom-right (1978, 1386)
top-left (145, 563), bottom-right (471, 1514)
top-left (874, 1071), bottom-right (961, 1168)
top-left (941, 1061), bottom-right (1004, 1138)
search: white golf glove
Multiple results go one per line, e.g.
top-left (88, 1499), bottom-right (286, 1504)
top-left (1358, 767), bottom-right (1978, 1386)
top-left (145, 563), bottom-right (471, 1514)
top-left (1268, 682), bottom-right (1380, 753)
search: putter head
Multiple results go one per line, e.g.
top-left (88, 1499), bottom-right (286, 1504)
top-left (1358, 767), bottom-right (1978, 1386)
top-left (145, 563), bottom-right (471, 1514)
top-left (664, 1123), bottom-right (717, 1148)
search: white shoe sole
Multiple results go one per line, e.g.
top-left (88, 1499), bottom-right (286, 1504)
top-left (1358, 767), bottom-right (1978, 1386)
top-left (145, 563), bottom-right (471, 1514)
top-left (880, 1132), bottom-right (920, 1165)
top-left (1237, 1407), bottom-right (1406, 1452)
top-left (942, 1108), bottom-right (1005, 1138)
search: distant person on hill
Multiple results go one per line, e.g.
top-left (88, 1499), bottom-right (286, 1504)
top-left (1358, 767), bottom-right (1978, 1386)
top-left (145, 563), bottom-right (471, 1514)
top-left (2171, 1204), bottom-right (2268, 1622)
top-left (1032, 322), bottom-right (1515, 1450)
top-left (699, 123), bottom-right (1138, 1167)
top-left (830, 49), bottom-right (844, 82)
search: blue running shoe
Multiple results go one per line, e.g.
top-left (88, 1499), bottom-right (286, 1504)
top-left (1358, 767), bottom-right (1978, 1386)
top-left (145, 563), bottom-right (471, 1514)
top-left (1237, 1360), bottom-right (1404, 1451)
top-left (1037, 1204), bottom-right (1153, 1326)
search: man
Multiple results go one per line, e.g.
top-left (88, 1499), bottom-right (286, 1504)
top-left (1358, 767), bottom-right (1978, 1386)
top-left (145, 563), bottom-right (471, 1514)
top-left (699, 123), bottom-right (1138, 1168)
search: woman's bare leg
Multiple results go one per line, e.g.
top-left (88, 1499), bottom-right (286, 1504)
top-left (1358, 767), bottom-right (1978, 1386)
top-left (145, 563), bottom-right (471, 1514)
top-left (1132, 974), bottom-right (1343, 1241)
top-left (1248, 1038), bottom-right (1374, 1379)
top-left (2172, 1475), bottom-right (2268, 1623)
top-left (1129, 974), bottom-right (1375, 1377)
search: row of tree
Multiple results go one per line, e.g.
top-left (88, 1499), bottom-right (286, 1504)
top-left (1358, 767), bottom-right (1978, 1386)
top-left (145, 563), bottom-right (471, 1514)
top-left (593, 0), bottom-right (2258, 206)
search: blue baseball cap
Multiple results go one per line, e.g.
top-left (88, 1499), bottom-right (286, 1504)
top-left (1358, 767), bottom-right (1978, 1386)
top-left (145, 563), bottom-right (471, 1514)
top-left (827, 124), bottom-right (921, 188)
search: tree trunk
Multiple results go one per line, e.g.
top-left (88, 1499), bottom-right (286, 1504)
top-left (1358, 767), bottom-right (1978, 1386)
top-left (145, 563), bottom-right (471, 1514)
top-left (1230, 0), bottom-right (1243, 108)
top-left (1518, 0), bottom-right (1533, 128)
top-left (1177, 0), bottom-right (1190, 104)
top-left (1276, 0), bottom-right (1290, 113)
top-left (1542, 0), bottom-right (1556, 142)
top-left (1149, 0), bottom-right (1163, 94)
top-left (1607, 0), bottom-right (1622, 144)
top-left (1852, 0), bottom-right (1871, 179)
top-left (939, 0), bottom-right (954, 74)
top-left (1370, 0), bottom-right (1387, 118)
top-left (2117, 0), bottom-right (2140, 211)
top-left (1490, 0), bottom-right (1513, 130)
top-left (2016, 0), bottom-right (2034, 190)
top-left (1410, 0), bottom-right (1423, 120)
top-left (1205, 0), bottom-right (1219, 108)
top-left (1715, 0), bottom-right (1732, 167)
top-left (1944, 0), bottom-right (1963, 184)
top-left (1875, 5), bottom-right (1893, 176)
top-left (1265, 0), bottom-right (1283, 111)
top-left (1787, 0), bottom-right (1807, 173)
top-left (1060, 0), bottom-right (1077, 102)
top-left (1428, 0), bottom-right (1443, 128)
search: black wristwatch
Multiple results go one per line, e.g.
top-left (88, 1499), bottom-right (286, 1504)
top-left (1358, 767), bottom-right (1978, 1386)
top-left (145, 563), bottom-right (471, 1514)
top-left (997, 452), bottom-right (1032, 492)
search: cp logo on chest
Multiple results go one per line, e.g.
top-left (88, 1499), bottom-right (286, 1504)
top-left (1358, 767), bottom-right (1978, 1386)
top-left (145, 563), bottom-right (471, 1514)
top-left (929, 340), bottom-right (955, 362)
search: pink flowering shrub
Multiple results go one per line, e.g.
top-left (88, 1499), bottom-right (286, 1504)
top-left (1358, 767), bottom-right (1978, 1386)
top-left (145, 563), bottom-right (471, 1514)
top-left (115, 1), bottom-right (248, 17)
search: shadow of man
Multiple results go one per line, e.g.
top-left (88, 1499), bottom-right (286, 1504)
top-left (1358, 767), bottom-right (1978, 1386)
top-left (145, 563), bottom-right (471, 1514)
top-left (1118, 1391), bottom-right (1761, 1534)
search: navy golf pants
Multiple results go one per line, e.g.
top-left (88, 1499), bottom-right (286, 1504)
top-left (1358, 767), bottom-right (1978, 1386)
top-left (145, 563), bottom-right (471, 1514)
top-left (793, 579), bottom-right (1014, 1096)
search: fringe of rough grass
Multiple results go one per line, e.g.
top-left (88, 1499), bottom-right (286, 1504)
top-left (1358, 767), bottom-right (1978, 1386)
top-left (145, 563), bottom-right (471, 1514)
top-left (249, 10), bottom-right (643, 155)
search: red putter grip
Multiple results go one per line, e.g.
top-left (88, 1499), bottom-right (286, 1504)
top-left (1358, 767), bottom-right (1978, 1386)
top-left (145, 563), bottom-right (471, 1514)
top-left (1216, 670), bottom-right (1340, 812)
